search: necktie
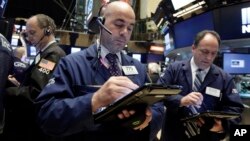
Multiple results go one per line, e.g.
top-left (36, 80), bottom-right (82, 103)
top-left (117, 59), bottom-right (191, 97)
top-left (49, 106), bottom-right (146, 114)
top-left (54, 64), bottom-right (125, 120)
top-left (184, 69), bottom-right (204, 138)
top-left (193, 69), bottom-right (203, 92)
top-left (190, 69), bottom-right (203, 114)
top-left (106, 53), bottom-right (121, 76)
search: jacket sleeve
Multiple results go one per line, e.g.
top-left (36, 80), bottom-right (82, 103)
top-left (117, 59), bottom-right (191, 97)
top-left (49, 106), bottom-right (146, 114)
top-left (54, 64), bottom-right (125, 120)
top-left (0, 49), bottom-right (12, 132)
top-left (35, 58), bottom-right (96, 136)
top-left (157, 63), bottom-right (184, 109)
top-left (7, 51), bottom-right (65, 101)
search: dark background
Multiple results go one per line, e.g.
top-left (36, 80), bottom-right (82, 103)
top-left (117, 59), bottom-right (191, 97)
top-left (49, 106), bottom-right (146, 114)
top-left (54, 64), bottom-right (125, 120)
top-left (3, 0), bottom-right (75, 27)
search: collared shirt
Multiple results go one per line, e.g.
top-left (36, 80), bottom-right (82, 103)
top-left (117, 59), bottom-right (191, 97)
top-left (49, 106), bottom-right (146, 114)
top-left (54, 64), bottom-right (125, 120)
top-left (190, 57), bottom-right (209, 87)
top-left (39, 40), bottom-right (57, 53)
top-left (34, 40), bottom-right (56, 65)
top-left (96, 40), bottom-right (122, 69)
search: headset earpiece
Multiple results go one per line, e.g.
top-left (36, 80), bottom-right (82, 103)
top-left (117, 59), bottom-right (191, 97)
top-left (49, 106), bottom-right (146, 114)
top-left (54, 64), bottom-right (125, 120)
top-left (44, 28), bottom-right (51, 36)
top-left (98, 16), bottom-right (105, 24)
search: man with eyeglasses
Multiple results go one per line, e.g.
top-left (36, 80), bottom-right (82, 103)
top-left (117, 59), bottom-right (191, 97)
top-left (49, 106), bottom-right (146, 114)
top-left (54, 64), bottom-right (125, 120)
top-left (159, 30), bottom-right (244, 141)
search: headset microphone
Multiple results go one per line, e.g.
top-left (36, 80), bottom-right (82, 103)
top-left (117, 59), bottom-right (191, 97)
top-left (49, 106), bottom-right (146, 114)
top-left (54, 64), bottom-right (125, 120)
top-left (34, 34), bottom-right (45, 47)
top-left (97, 17), bottom-right (112, 35)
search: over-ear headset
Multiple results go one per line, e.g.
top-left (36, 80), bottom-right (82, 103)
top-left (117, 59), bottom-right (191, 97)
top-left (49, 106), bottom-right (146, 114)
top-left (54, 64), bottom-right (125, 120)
top-left (96, 16), bottom-right (111, 34)
top-left (96, 3), bottom-right (112, 35)
top-left (97, 2), bottom-right (109, 24)
top-left (44, 27), bottom-right (51, 36)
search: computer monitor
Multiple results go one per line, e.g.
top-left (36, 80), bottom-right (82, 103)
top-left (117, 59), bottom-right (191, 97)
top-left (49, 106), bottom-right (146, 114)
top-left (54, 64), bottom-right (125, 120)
top-left (14, 24), bottom-right (21, 34)
top-left (26, 45), bottom-right (36, 57)
top-left (21, 25), bottom-right (26, 31)
top-left (11, 37), bottom-right (18, 46)
top-left (71, 47), bottom-right (82, 54)
top-left (132, 54), bottom-right (141, 62)
top-left (223, 53), bottom-right (250, 74)
top-left (171, 0), bottom-right (195, 10)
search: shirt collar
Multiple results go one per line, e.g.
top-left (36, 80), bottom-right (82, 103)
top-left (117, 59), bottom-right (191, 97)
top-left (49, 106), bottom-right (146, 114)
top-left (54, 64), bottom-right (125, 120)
top-left (96, 39), bottom-right (121, 63)
top-left (40, 40), bottom-right (56, 52)
top-left (190, 57), bottom-right (210, 74)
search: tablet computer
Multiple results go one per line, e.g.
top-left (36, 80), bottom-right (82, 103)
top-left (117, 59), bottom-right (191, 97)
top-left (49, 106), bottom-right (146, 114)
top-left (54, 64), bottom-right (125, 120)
top-left (93, 83), bottom-right (182, 124)
top-left (181, 110), bottom-right (241, 121)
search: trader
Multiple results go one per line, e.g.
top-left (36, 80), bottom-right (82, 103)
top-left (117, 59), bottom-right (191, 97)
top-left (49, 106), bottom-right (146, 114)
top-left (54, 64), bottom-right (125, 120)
top-left (160, 30), bottom-right (244, 141)
top-left (36, 1), bottom-right (164, 141)
top-left (4, 14), bottom-right (66, 141)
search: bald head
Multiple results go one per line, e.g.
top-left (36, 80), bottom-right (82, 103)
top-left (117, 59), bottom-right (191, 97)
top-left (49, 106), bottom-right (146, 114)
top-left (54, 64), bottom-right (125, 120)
top-left (103, 1), bottom-right (135, 21)
top-left (100, 1), bottom-right (136, 53)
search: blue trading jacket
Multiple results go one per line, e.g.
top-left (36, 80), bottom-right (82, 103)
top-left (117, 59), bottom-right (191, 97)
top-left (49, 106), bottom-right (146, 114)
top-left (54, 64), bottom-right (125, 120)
top-left (159, 60), bottom-right (244, 141)
top-left (0, 34), bottom-right (13, 134)
top-left (36, 44), bottom-right (164, 141)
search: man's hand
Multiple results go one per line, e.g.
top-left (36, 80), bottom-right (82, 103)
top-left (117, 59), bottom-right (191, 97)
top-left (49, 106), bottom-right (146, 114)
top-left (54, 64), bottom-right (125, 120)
top-left (116, 107), bottom-right (152, 130)
top-left (196, 118), bottom-right (224, 133)
top-left (91, 76), bottom-right (138, 112)
top-left (180, 92), bottom-right (203, 108)
top-left (8, 75), bottom-right (20, 86)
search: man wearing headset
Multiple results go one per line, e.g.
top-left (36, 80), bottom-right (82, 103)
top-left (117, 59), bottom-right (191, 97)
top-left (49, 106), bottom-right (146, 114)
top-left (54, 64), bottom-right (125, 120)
top-left (35, 1), bottom-right (164, 141)
top-left (4, 14), bottom-right (65, 141)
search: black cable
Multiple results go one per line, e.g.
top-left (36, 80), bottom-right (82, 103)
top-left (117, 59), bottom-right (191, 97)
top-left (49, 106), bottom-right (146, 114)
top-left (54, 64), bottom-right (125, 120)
top-left (53, 0), bottom-right (74, 30)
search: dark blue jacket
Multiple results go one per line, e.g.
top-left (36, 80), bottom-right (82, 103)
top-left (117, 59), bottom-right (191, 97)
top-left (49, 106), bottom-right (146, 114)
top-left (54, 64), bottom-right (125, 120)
top-left (4, 42), bottom-right (66, 141)
top-left (159, 60), bottom-right (244, 141)
top-left (36, 44), bottom-right (164, 141)
top-left (0, 33), bottom-right (13, 134)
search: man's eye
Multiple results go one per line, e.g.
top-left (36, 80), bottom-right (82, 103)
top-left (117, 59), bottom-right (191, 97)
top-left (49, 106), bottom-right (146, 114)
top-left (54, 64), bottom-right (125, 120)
top-left (127, 27), bottom-right (133, 32)
top-left (115, 24), bottom-right (123, 28)
top-left (201, 50), bottom-right (208, 54)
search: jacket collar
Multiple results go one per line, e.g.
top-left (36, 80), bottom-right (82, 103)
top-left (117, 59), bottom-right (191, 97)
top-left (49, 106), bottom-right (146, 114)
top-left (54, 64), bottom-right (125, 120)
top-left (182, 60), bottom-right (220, 91)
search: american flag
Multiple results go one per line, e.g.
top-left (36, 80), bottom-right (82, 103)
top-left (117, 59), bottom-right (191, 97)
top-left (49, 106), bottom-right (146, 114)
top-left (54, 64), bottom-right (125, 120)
top-left (38, 58), bottom-right (55, 71)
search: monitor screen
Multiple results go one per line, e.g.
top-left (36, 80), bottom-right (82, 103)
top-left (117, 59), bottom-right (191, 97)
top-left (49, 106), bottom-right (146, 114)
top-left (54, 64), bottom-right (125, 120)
top-left (11, 37), bottom-right (18, 46)
top-left (164, 32), bottom-right (175, 56)
top-left (223, 53), bottom-right (250, 74)
top-left (14, 24), bottom-right (21, 34)
top-left (213, 2), bottom-right (250, 40)
top-left (173, 11), bottom-right (214, 48)
top-left (26, 45), bottom-right (36, 57)
top-left (171, 0), bottom-right (195, 10)
top-left (147, 53), bottom-right (164, 63)
top-left (21, 25), bottom-right (26, 31)
top-left (71, 47), bottom-right (82, 53)
top-left (132, 54), bottom-right (141, 62)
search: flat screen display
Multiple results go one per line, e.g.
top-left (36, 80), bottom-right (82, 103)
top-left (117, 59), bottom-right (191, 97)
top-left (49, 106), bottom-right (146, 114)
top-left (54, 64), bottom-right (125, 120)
top-left (173, 11), bottom-right (214, 48)
top-left (223, 53), bottom-right (250, 74)
top-left (147, 53), bottom-right (164, 63)
top-left (213, 2), bottom-right (250, 40)
top-left (171, 0), bottom-right (195, 10)
top-left (132, 54), bottom-right (141, 62)
top-left (71, 47), bottom-right (81, 53)
top-left (164, 32), bottom-right (175, 56)
top-left (26, 45), bottom-right (36, 57)
top-left (11, 37), bottom-right (18, 46)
